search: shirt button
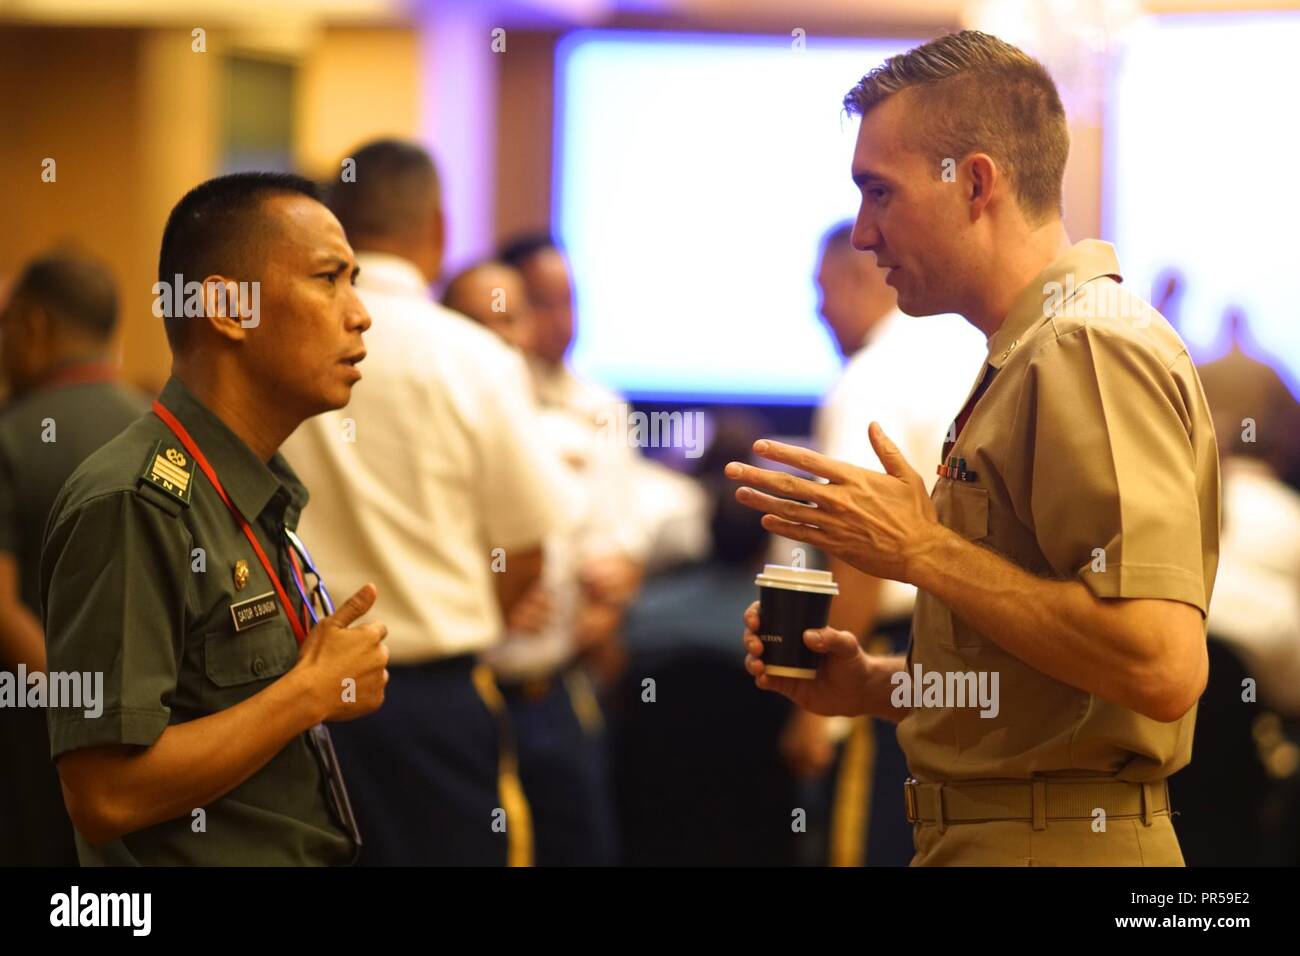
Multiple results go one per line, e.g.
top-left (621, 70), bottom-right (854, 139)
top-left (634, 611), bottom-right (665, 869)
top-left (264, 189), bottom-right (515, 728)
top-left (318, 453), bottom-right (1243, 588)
top-left (252, 656), bottom-right (266, 677)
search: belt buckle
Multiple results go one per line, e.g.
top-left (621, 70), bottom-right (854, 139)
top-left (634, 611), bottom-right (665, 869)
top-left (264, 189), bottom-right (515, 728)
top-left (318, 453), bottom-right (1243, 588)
top-left (904, 777), bottom-right (919, 823)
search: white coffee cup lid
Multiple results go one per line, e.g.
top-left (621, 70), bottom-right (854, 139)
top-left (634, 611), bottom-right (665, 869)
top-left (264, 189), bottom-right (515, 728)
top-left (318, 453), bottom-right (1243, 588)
top-left (754, 564), bottom-right (839, 596)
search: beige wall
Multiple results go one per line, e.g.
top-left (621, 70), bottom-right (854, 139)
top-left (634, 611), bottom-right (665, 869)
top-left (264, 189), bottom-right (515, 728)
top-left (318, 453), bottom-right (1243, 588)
top-left (0, 26), bottom-right (219, 393)
top-left (0, 23), bottom-right (422, 393)
top-left (295, 25), bottom-right (420, 180)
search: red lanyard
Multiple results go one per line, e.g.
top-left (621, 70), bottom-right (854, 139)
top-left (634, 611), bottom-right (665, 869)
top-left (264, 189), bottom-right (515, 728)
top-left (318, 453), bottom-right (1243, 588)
top-left (152, 400), bottom-right (309, 645)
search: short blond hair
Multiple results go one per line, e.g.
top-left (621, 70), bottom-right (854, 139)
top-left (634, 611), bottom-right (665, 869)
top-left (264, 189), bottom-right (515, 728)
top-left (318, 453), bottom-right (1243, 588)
top-left (844, 30), bottom-right (1069, 224)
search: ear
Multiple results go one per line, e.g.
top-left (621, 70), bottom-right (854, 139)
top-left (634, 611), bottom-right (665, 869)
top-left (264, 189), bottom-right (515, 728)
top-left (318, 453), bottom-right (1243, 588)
top-left (201, 275), bottom-right (251, 344)
top-left (964, 153), bottom-right (999, 221)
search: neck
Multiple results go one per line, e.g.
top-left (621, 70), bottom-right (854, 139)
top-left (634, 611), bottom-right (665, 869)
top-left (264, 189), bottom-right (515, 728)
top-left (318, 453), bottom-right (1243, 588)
top-left (356, 239), bottom-right (437, 285)
top-left (171, 356), bottom-right (299, 462)
top-left (965, 220), bottom-right (1072, 339)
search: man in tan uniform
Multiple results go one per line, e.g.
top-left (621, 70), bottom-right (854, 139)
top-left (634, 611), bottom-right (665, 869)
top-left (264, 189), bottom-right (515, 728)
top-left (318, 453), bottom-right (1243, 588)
top-left (728, 30), bottom-right (1219, 866)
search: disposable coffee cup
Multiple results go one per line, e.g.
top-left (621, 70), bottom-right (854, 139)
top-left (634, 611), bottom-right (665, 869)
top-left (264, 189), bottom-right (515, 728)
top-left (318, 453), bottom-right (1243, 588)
top-left (754, 564), bottom-right (839, 679)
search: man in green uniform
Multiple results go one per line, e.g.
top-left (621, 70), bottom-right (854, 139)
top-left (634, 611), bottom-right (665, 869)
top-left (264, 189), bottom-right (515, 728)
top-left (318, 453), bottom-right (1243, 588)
top-left (0, 252), bottom-right (147, 865)
top-left (40, 172), bottom-right (389, 865)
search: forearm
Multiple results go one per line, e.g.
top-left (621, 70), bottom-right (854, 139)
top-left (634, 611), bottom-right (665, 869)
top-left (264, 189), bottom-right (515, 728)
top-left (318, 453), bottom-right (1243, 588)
top-left (63, 668), bottom-right (323, 844)
top-left (905, 525), bottom-right (1187, 719)
top-left (0, 601), bottom-right (47, 672)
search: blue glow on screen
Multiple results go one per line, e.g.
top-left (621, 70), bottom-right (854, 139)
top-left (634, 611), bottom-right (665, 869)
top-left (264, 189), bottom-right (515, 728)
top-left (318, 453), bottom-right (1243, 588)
top-left (1107, 13), bottom-right (1300, 397)
top-left (553, 31), bottom-right (919, 404)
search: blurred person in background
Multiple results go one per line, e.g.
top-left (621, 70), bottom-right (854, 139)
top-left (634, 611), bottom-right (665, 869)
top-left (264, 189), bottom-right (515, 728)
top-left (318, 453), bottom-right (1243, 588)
top-left (617, 411), bottom-right (797, 865)
top-left (499, 233), bottom-right (708, 686)
top-left (1168, 313), bottom-right (1300, 865)
top-left (284, 140), bottom-right (562, 866)
top-left (442, 261), bottom-right (537, 357)
top-left (443, 259), bottom-right (619, 865)
top-left (0, 251), bottom-right (148, 865)
top-left (793, 221), bottom-right (984, 866)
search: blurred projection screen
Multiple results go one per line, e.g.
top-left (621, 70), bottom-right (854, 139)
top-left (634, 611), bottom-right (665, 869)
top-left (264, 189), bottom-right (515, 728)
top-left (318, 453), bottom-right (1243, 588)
top-left (554, 31), bottom-right (919, 404)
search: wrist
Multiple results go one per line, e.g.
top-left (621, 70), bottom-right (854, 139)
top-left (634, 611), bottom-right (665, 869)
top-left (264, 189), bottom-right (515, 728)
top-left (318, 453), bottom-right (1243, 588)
top-left (902, 521), bottom-right (956, 590)
top-left (277, 665), bottom-right (329, 729)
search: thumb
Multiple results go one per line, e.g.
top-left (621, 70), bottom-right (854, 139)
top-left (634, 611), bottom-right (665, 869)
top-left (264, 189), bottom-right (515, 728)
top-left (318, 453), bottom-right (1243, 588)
top-left (868, 421), bottom-right (916, 481)
top-left (327, 583), bottom-right (378, 628)
top-left (803, 626), bottom-right (861, 659)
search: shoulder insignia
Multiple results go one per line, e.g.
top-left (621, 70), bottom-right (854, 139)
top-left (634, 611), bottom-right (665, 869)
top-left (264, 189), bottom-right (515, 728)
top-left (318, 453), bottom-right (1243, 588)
top-left (137, 440), bottom-right (195, 506)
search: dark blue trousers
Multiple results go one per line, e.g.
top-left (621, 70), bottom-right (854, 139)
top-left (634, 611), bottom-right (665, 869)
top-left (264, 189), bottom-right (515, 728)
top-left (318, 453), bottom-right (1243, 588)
top-left (501, 669), bottom-right (618, 866)
top-left (328, 656), bottom-right (507, 866)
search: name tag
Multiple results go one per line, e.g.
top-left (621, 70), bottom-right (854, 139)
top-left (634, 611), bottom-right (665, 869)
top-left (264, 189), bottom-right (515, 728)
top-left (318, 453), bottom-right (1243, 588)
top-left (230, 591), bottom-right (280, 632)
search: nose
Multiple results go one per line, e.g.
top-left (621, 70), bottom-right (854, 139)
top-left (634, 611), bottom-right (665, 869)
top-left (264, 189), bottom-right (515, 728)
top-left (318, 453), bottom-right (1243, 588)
top-left (851, 206), bottom-right (881, 254)
top-left (346, 287), bottom-right (371, 334)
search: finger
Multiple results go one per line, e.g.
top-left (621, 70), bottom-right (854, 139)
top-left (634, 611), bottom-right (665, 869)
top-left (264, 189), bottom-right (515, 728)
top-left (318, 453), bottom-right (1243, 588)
top-left (743, 635), bottom-right (764, 657)
top-left (724, 461), bottom-right (828, 506)
top-left (748, 439), bottom-right (851, 484)
top-left (758, 513), bottom-right (835, 551)
top-left (755, 671), bottom-right (804, 699)
top-left (868, 422), bottom-right (917, 481)
top-left (329, 583), bottom-right (377, 628)
top-left (744, 653), bottom-right (765, 677)
top-left (803, 626), bottom-right (862, 659)
top-left (734, 486), bottom-right (826, 526)
top-left (744, 601), bottom-right (760, 627)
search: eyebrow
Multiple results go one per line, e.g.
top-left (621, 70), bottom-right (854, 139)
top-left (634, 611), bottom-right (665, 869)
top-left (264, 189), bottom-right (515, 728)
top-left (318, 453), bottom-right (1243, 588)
top-left (852, 169), bottom-right (890, 188)
top-left (314, 254), bottom-right (354, 273)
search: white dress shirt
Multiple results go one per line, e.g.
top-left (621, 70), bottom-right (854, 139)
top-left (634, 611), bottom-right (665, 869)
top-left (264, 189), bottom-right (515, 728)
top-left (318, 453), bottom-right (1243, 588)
top-left (283, 252), bottom-right (564, 664)
top-left (1208, 456), bottom-right (1300, 715)
top-left (812, 309), bottom-right (987, 621)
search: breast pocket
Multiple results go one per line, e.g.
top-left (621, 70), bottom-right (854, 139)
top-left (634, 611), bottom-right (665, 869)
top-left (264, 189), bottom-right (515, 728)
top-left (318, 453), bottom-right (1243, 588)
top-left (203, 617), bottom-right (297, 688)
top-left (933, 480), bottom-right (990, 649)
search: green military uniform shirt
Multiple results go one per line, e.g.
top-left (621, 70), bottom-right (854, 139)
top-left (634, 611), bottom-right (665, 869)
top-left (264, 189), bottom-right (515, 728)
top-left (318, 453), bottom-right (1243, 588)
top-left (40, 376), bottom-right (353, 865)
top-left (900, 240), bottom-right (1221, 786)
top-left (0, 369), bottom-right (147, 866)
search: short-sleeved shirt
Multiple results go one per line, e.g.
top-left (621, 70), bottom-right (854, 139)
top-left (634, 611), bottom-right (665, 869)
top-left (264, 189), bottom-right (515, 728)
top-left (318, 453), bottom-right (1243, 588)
top-left (0, 372), bottom-right (148, 612)
top-left (40, 376), bottom-right (352, 865)
top-left (898, 240), bottom-right (1221, 784)
top-left (283, 252), bottom-right (564, 664)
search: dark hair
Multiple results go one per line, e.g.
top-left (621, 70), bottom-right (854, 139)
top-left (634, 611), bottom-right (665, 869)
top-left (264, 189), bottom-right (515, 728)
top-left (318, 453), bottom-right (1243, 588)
top-left (327, 139), bottom-right (440, 244)
top-left (498, 232), bottom-right (563, 271)
top-left (10, 250), bottom-right (118, 340)
top-left (844, 30), bottom-right (1068, 224)
top-left (157, 171), bottom-right (323, 349)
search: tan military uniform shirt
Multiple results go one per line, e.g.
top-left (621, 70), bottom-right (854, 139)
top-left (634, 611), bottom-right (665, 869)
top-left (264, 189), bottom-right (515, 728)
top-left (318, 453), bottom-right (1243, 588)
top-left (899, 239), bottom-right (1221, 784)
